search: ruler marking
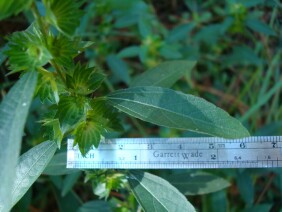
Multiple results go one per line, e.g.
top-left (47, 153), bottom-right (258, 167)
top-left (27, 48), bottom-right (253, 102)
top-left (67, 136), bottom-right (282, 169)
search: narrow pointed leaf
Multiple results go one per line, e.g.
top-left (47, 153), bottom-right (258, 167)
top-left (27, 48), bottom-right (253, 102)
top-left (10, 141), bottom-right (57, 208)
top-left (166, 172), bottom-right (230, 195)
top-left (128, 171), bottom-right (195, 212)
top-left (130, 60), bottom-right (196, 88)
top-left (106, 55), bottom-right (131, 85)
top-left (43, 152), bottom-right (79, 175)
top-left (0, 71), bottom-right (37, 212)
top-left (107, 86), bottom-right (250, 138)
top-left (61, 172), bottom-right (81, 196)
top-left (77, 201), bottom-right (112, 212)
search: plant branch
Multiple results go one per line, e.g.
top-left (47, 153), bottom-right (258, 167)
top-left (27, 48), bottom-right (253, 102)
top-left (255, 172), bottom-right (275, 204)
top-left (31, 2), bottom-right (48, 40)
top-left (50, 61), bottom-right (66, 84)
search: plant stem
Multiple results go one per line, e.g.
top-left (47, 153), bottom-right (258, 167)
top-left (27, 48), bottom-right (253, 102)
top-left (31, 2), bottom-right (48, 40)
top-left (50, 61), bottom-right (66, 84)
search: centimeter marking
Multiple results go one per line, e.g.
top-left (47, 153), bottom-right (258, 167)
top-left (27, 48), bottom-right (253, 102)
top-left (67, 136), bottom-right (282, 169)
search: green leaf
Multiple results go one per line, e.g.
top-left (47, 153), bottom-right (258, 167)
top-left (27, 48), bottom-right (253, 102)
top-left (242, 204), bottom-right (272, 212)
top-left (236, 171), bottom-right (254, 205)
top-left (56, 95), bottom-right (86, 132)
top-left (44, 152), bottom-right (80, 175)
top-left (5, 25), bottom-right (52, 73)
top-left (0, 0), bottom-right (33, 20)
top-left (43, 0), bottom-right (83, 36)
top-left (223, 46), bottom-right (263, 66)
top-left (42, 119), bottom-right (63, 148)
top-left (66, 63), bottom-right (105, 95)
top-left (0, 71), bottom-right (37, 212)
top-left (159, 45), bottom-right (183, 59)
top-left (36, 71), bottom-right (59, 104)
top-left (53, 186), bottom-right (82, 211)
top-left (73, 120), bottom-right (103, 155)
top-left (166, 23), bottom-right (194, 43)
top-left (130, 60), bottom-right (196, 88)
top-left (10, 141), bottom-right (57, 209)
top-left (77, 201), bottom-right (112, 212)
top-left (166, 172), bottom-right (230, 195)
top-left (210, 190), bottom-right (227, 212)
top-left (48, 35), bottom-right (78, 67)
top-left (89, 100), bottom-right (123, 132)
top-left (0, 44), bottom-right (8, 66)
top-left (74, 100), bottom-right (123, 154)
top-left (107, 86), bottom-right (250, 138)
top-left (106, 54), bottom-right (131, 85)
top-left (117, 46), bottom-right (140, 58)
top-left (61, 172), bottom-right (81, 196)
top-left (128, 171), bottom-right (195, 212)
top-left (246, 18), bottom-right (276, 36)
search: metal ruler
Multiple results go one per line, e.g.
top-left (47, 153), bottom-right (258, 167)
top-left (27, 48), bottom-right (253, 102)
top-left (67, 136), bottom-right (282, 169)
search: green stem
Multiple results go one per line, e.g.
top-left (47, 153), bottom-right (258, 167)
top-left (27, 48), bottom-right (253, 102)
top-left (50, 61), bottom-right (66, 84)
top-left (37, 67), bottom-right (51, 75)
top-left (104, 78), bottom-right (115, 92)
top-left (31, 2), bottom-right (48, 40)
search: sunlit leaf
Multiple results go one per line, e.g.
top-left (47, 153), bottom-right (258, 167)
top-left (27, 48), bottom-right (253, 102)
top-left (10, 141), bottom-right (57, 208)
top-left (0, 71), bottom-right (37, 211)
top-left (128, 171), bottom-right (195, 212)
top-left (107, 86), bottom-right (250, 138)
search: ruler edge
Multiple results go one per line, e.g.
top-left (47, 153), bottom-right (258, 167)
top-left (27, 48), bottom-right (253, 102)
top-left (66, 136), bottom-right (282, 169)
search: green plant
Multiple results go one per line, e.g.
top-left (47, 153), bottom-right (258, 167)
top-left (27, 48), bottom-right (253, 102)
top-left (1, 0), bottom-right (280, 211)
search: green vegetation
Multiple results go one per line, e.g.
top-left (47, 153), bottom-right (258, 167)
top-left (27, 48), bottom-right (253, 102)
top-left (0, 0), bottom-right (281, 211)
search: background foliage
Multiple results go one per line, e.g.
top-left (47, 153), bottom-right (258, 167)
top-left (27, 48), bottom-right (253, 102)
top-left (0, 0), bottom-right (281, 211)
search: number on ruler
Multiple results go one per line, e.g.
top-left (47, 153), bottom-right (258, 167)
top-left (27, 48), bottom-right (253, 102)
top-left (209, 143), bottom-right (215, 149)
top-left (179, 144), bottom-right (183, 150)
top-left (134, 155), bottom-right (137, 160)
top-left (118, 144), bottom-right (124, 150)
top-left (211, 154), bottom-right (217, 160)
top-left (272, 141), bottom-right (278, 148)
top-left (240, 142), bottom-right (246, 148)
top-left (234, 156), bottom-right (242, 160)
top-left (147, 144), bottom-right (153, 150)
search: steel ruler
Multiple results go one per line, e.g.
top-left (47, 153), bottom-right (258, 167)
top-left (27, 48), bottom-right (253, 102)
top-left (67, 136), bottom-right (282, 169)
